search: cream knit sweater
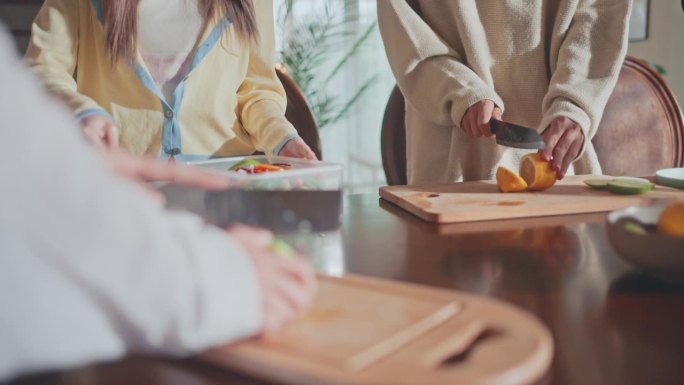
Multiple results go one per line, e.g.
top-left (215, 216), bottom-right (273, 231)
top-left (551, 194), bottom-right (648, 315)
top-left (378, 0), bottom-right (632, 183)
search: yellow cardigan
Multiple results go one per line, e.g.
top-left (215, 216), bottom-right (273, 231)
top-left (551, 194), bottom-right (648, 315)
top-left (25, 0), bottom-right (298, 159)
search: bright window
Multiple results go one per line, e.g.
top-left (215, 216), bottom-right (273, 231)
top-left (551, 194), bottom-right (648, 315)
top-left (274, 0), bottom-right (396, 193)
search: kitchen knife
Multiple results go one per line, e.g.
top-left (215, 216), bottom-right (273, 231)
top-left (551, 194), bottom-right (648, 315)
top-left (489, 119), bottom-right (546, 149)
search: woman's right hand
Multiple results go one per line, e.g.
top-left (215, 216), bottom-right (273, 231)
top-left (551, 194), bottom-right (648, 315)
top-left (460, 99), bottom-right (502, 138)
top-left (227, 225), bottom-right (317, 335)
top-left (80, 115), bottom-right (119, 150)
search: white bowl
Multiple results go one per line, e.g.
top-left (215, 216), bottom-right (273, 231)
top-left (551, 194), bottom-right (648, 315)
top-left (656, 167), bottom-right (684, 190)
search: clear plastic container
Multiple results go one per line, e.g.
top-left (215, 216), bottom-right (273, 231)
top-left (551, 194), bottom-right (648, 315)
top-left (187, 155), bottom-right (343, 190)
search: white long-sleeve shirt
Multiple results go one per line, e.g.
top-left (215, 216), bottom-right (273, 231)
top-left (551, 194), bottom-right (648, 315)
top-left (137, 0), bottom-right (203, 103)
top-left (0, 28), bottom-right (261, 382)
top-left (378, 0), bottom-right (631, 183)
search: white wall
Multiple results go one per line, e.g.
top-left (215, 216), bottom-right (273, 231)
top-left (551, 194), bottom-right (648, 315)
top-left (628, 1), bottom-right (684, 108)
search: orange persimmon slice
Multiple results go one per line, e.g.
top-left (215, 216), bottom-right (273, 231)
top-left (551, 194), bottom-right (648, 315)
top-left (253, 164), bottom-right (285, 173)
top-left (496, 166), bottom-right (528, 193)
top-left (520, 153), bottom-right (557, 191)
top-left (658, 200), bottom-right (684, 238)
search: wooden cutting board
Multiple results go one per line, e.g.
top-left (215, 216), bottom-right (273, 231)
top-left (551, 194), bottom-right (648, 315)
top-left (379, 175), bottom-right (684, 223)
top-left (202, 275), bottom-right (553, 385)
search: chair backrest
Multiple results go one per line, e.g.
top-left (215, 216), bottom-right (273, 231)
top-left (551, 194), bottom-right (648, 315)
top-left (276, 67), bottom-right (323, 160)
top-left (381, 85), bottom-right (408, 185)
top-left (381, 56), bottom-right (684, 185)
top-left (593, 57), bottom-right (683, 175)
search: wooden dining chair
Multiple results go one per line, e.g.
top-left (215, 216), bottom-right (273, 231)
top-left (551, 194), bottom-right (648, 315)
top-left (592, 57), bottom-right (683, 176)
top-left (381, 56), bottom-right (684, 185)
top-left (275, 67), bottom-right (323, 160)
top-left (381, 86), bottom-right (408, 185)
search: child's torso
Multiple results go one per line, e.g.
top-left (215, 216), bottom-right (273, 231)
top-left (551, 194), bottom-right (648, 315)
top-left (137, 0), bottom-right (203, 104)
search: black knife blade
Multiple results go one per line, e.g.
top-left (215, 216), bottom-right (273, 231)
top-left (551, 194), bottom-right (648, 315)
top-left (490, 119), bottom-right (546, 150)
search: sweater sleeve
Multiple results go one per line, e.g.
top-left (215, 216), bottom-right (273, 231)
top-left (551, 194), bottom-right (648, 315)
top-left (24, 0), bottom-right (109, 120)
top-left (2, 30), bottom-right (262, 358)
top-left (236, 0), bottom-right (299, 158)
top-left (540, 0), bottom-right (631, 155)
top-left (377, 0), bottom-right (504, 128)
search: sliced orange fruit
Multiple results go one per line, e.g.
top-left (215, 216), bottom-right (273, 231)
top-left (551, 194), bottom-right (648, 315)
top-left (496, 166), bottom-right (528, 193)
top-left (520, 153), bottom-right (557, 191)
top-left (658, 200), bottom-right (684, 238)
top-left (253, 164), bottom-right (285, 173)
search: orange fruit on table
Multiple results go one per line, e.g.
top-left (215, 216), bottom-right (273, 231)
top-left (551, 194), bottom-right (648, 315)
top-left (520, 153), bottom-right (557, 191)
top-left (658, 200), bottom-right (684, 238)
top-left (496, 166), bottom-right (528, 193)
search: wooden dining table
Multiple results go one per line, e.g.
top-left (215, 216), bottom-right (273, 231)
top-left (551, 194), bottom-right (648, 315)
top-left (7, 193), bottom-right (684, 385)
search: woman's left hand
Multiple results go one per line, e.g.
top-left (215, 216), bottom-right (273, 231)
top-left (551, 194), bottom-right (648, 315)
top-left (539, 116), bottom-right (585, 179)
top-left (278, 138), bottom-right (317, 160)
top-left (103, 150), bottom-right (229, 203)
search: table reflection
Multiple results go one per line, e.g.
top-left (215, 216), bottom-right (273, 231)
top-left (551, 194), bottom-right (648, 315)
top-left (278, 230), bottom-right (346, 276)
top-left (360, 195), bottom-right (684, 385)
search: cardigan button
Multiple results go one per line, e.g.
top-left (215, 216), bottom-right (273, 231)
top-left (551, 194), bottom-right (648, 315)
top-left (165, 110), bottom-right (174, 119)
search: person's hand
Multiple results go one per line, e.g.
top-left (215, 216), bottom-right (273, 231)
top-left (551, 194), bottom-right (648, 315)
top-left (103, 150), bottom-right (229, 202)
top-left (80, 115), bottom-right (119, 150)
top-left (278, 138), bottom-right (317, 160)
top-left (227, 225), bottom-right (317, 335)
top-left (460, 99), bottom-right (503, 138)
top-left (538, 116), bottom-right (585, 179)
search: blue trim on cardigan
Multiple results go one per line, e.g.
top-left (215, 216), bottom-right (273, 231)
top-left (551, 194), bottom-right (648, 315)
top-left (159, 153), bottom-right (212, 162)
top-left (76, 108), bottom-right (111, 122)
top-left (157, 18), bottom-right (231, 157)
top-left (90, 0), bottom-right (104, 23)
top-left (272, 134), bottom-right (298, 157)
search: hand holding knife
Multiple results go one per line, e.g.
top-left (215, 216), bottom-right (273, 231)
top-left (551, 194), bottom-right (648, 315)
top-left (462, 100), bottom-right (583, 179)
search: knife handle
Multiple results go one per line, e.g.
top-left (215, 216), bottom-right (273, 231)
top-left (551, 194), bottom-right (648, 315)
top-left (489, 119), bottom-right (500, 134)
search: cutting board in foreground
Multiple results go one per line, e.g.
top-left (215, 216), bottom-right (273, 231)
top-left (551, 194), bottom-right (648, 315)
top-left (379, 175), bottom-right (684, 223)
top-left (202, 275), bottom-right (553, 385)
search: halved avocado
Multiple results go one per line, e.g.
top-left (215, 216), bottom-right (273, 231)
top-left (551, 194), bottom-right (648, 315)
top-left (584, 178), bottom-right (611, 189)
top-left (229, 159), bottom-right (262, 171)
top-left (624, 221), bottom-right (648, 235)
top-left (606, 177), bottom-right (655, 195)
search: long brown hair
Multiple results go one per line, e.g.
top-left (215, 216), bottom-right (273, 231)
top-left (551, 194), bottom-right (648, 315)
top-left (103, 0), bottom-right (258, 62)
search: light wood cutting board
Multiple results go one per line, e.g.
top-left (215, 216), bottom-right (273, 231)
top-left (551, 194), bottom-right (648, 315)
top-left (202, 275), bottom-right (553, 385)
top-left (379, 175), bottom-right (684, 223)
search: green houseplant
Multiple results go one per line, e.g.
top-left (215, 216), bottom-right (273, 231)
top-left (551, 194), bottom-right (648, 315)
top-left (277, 0), bottom-right (379, 130)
